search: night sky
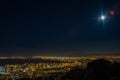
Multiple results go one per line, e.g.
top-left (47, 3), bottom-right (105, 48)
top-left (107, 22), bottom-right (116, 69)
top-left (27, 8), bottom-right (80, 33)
top-left (0, 0), bottom-right (120, 56)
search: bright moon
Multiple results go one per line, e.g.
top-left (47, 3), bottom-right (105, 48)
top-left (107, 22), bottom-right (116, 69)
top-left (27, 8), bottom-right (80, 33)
top-left (100, 15), bottom-right (106, 20)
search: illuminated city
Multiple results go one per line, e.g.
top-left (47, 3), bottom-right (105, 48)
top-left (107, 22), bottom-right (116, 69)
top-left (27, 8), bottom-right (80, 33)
top-left (0, 55), bottom-right (119, 79)
top-left (0, 0), bottom-right (120, 80)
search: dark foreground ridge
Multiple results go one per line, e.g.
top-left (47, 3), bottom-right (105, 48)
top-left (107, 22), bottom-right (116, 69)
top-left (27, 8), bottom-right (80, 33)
top-left (61, 59), bottom-right (120, 80)
top-left (16, 58), bottom-right (120, 80)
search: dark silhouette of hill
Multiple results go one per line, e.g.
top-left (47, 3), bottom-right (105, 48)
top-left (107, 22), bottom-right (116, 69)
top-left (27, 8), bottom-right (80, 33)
top-left (61, 59), bottom-right (120, 80)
